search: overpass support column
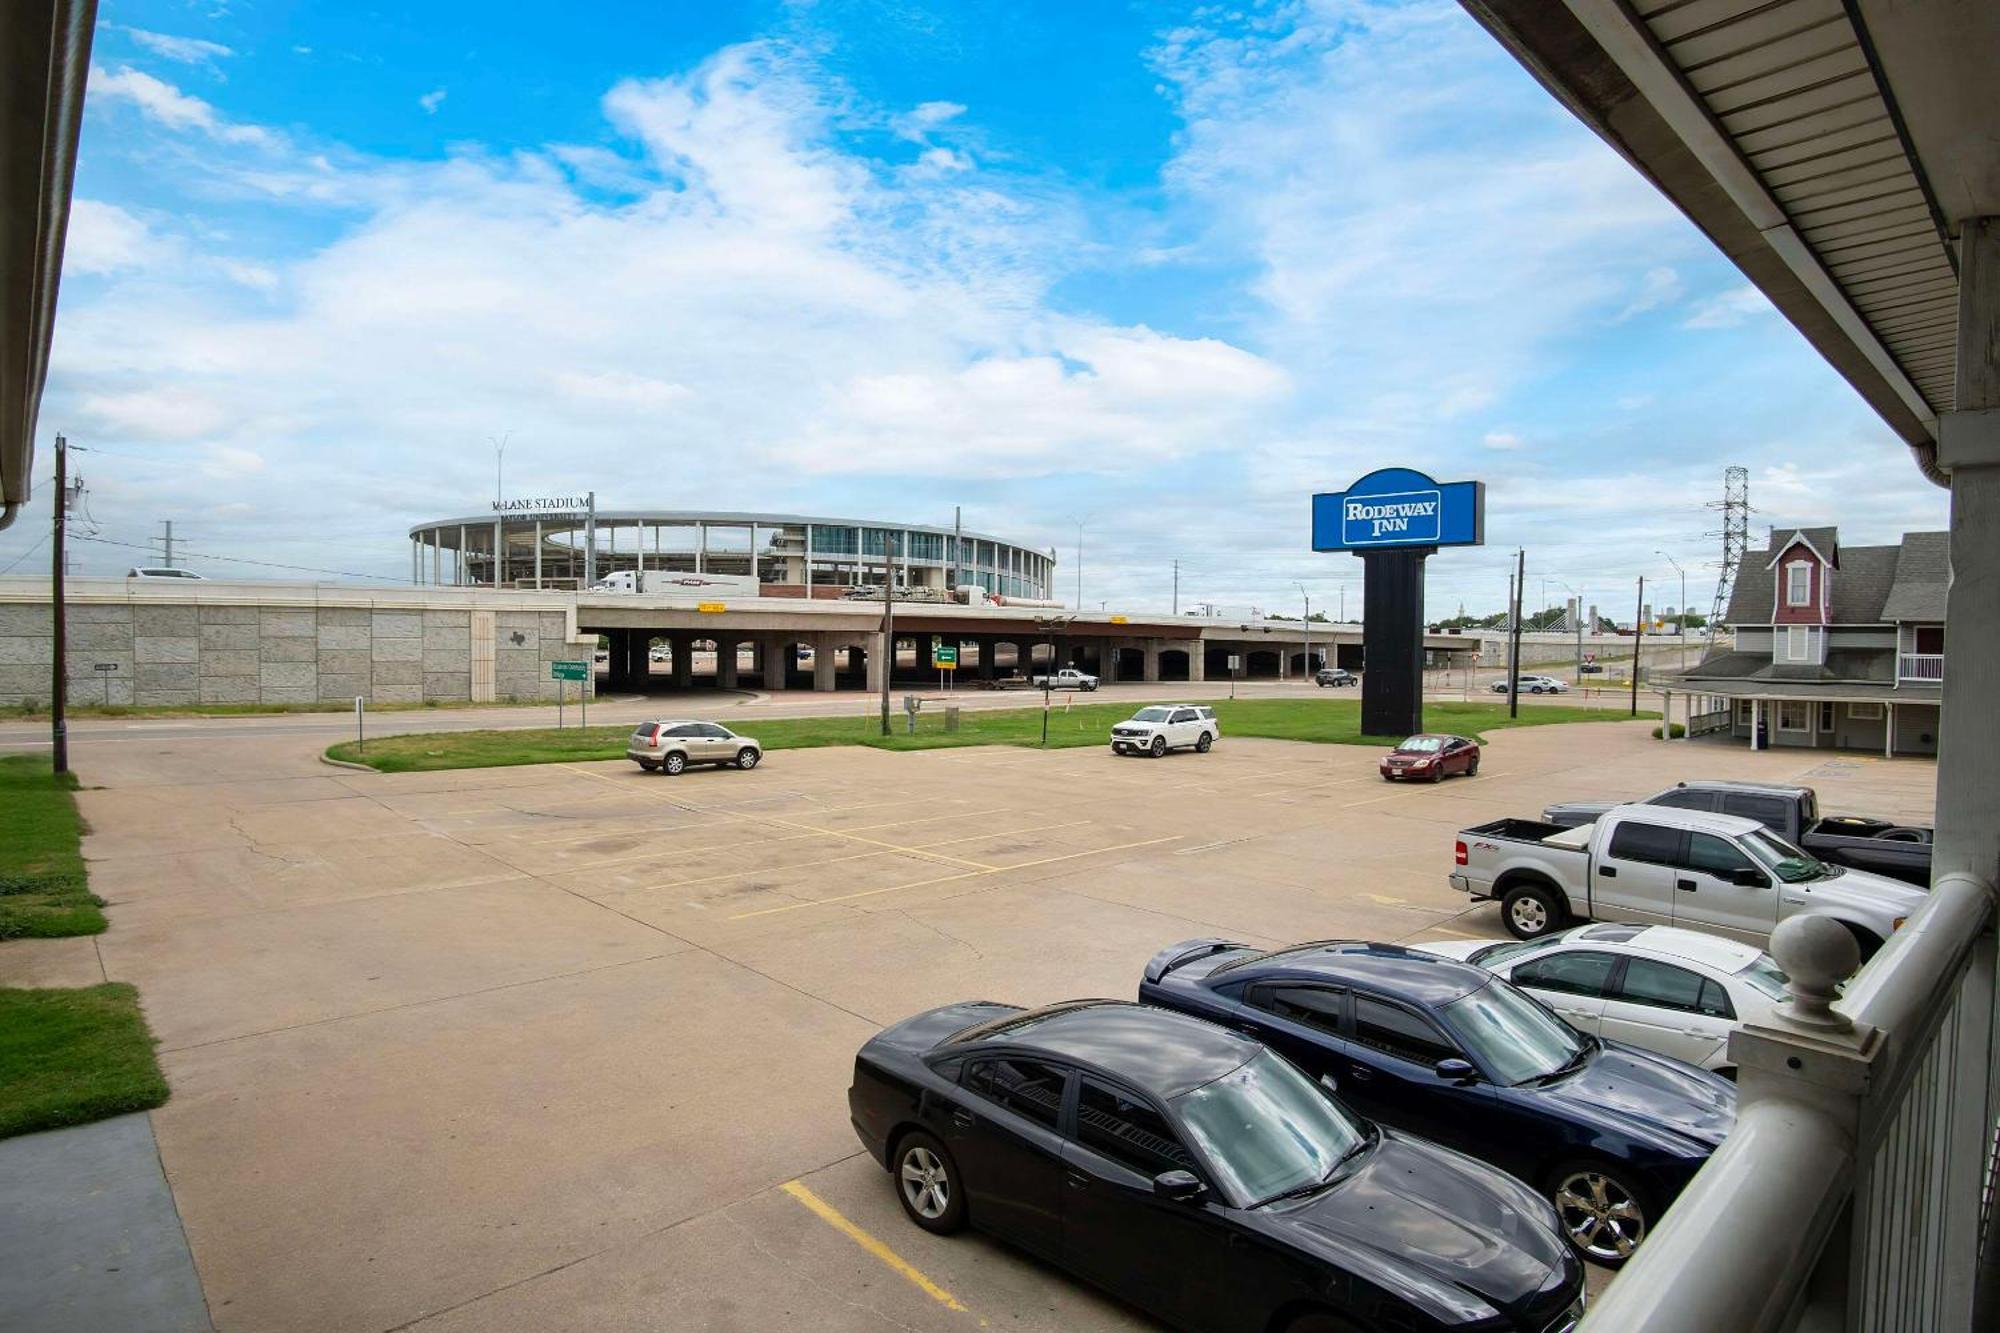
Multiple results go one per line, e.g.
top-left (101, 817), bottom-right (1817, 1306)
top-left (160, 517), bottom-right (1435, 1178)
top-left (671, 634), bottom-right (693, 690)
top-left (1184, 640), bottom-right (1205, 683)
top-left (865, 642), bottom-right (885, 695)
top-left (1103, 640), bottom-right (1122, 684)
top-left (764, 638), bottom-right (790, 692)
top-left (1143, 642), bottom-right (1161, 683)
top-left (626, 633), bottom-right (649, 686)
top-left (813, 637), bottom-right (837, 691)
top-left (716, 637), bottom-right (739, 689)
top-left (977, 638), bottom-right (995, 681)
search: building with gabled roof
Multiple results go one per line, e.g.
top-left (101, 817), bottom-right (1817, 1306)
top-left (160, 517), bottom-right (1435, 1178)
top-left (1662, 526), bottom-right (1945, 755)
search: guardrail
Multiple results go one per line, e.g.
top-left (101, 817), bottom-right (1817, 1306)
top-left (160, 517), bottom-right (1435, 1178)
top-left (1899, 654), bottom-right (1944, 682)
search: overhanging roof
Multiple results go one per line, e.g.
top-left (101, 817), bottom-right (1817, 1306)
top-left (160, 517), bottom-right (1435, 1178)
top-left (1459, 0), bottom-right (2000, 484)
top-left (1, 1), bottom-right (95, 526)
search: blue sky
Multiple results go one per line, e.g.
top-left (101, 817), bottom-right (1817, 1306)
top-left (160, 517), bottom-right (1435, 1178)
top-left (11, 0), bottom-right (1950, 619)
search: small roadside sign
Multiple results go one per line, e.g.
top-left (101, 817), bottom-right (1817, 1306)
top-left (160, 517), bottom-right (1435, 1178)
top-left (1109, 615), bottom-right (1129, 625)
top-left (92, 662), bottom-right (118, 672)
top-left (550, 660), bottom-right (588, 682)
top-left (697, 601), bottom-right (727, 613)
top-left (933, 642), bottom-right (959, 666)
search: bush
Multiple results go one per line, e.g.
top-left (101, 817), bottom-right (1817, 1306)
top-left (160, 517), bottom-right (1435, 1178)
top-left (1653, 722), bottom-right (1687, 739)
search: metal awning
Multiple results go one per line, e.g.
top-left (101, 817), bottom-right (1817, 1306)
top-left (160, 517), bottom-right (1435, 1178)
top-left (1460, 0), bottom-right (2000, 485)
top-left (0, 0), bottom-right (97, 529)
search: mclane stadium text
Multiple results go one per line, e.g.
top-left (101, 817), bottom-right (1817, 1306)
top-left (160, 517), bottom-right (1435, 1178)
top-left (1343, 496), bottom-right (1440, 537)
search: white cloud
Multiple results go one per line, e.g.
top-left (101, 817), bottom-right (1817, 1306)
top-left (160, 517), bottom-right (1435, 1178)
top-left (419, 88), bottom-right (447, 114)
top-left (124, 27), bottom-right (234, 66)
top-left (1616, 266), bottom-right (1683, 321)
top-left (550, 370), bottom-right (692, 410)
top-left (64, 200), bottom-right (158, 274)
top-left (1482, 431), bottom-right (1521, 450)
top-left (893, 100), bottom-right (966, 141)
top-left (1684, 284), bottom-right (1774, 329)
top-left (90, 66), bottom-right (276, 146)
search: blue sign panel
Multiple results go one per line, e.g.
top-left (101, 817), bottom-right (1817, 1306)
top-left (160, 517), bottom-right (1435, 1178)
top-left (1311, 468), bottom-right (1484, 552)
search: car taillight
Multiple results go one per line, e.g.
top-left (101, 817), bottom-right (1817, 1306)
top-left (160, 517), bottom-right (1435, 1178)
top-left (650, 732), bottom-right (661, 748)
top-left (1455, 840), bottom-right (1468, 866)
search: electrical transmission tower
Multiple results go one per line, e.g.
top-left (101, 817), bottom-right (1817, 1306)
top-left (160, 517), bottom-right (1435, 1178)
top-left (1703, 466), bottom-right (1751, 657)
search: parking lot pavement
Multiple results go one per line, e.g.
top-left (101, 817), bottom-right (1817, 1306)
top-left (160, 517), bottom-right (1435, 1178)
top-left (29, 718), bottom-right (1934, 1330)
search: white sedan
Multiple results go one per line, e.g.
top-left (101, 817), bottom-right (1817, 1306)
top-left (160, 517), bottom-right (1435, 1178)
top-left (1415, 923), bottom-right (1788, 1077)
top-left (1489, 674), bottom-right (1570, 694)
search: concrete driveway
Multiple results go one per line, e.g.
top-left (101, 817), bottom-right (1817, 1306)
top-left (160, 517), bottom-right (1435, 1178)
top-left (8, 717), bottom-right (1936, 1330)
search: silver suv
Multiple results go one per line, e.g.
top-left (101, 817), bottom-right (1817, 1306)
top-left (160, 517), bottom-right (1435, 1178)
top-left (1109, 705), bottom-right (1219, 757)
top-left (628, 721), bottom-right (762, 774)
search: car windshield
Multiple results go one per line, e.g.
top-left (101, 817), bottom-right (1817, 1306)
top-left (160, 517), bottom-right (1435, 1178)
top-left (1741, 828), bottom-right (1829, 883)
top-left (1172, 1051), bottom-right (1367, 1206)
top-left (1736, 955), bottom-right (1791, 1002)
top-left (1132, 708), bottom-right (1172, 722)
top-left (1469, 939), bottom-right (1549, 968)
top-left (1439, 980), bottom-right (1588, 1085)
top-left (1399, 736), bottom-right (1444, 753)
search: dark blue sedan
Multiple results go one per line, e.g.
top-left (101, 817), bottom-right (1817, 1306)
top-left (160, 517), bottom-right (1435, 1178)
top-left (1139, 940), bottom-right (1736, 1266)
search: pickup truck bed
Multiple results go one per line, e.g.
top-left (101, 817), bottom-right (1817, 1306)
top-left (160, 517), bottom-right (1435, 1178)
top-left (1464, 818), bottom-right (1591, 846)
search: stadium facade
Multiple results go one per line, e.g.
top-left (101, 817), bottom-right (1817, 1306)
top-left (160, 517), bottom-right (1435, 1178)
top-left (408, 507), bottom-right (1056, 600)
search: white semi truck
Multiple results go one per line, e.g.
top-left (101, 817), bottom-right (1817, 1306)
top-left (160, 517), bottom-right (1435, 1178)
top-left (591, 571), bottom-right (762, 597)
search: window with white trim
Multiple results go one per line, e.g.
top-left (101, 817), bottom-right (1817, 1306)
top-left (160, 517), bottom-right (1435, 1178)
top-left (1785, 561), bottom-right (1812, 607)
top-left (1736, 699), bottom-right (1753, 724)
top-left (1849, 702), bottom-right (1884, 720)
top-left (1778, 701), bottom-right (1810, 732)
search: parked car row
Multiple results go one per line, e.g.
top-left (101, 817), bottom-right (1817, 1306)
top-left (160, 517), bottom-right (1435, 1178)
top-left (851, 934), bottom-right (1741, 1330)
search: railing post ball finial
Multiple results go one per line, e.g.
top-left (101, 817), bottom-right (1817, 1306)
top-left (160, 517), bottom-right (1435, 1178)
top-left (1770, 915), bottom-right (1859, 1030)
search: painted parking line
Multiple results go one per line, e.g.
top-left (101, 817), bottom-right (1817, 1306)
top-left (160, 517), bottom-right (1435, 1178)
top-left (779, 1179), bottom-right (975, 1318)
top-left (914, 819), bottom-right (1094, 849)
top-left (727, 834), bottom-right (1185, 920)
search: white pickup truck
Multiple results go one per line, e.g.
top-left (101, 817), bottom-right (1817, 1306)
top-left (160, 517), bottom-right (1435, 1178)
top-left (1029, 667), bottom-right (1099, 691)
top-left (1452, 804), bottom-right (1925, 959)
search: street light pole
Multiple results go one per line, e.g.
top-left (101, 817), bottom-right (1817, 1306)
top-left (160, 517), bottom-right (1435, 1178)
top-left (1657, 551), bottom-right (1686, 672)
top-left (1297, 583), bottom-right (1312, 680)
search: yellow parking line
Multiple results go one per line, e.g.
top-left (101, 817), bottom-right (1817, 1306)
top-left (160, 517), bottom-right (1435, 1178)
top-left (761, 817), bottom-right (997, 871)
top-left (779, 1180), bottom-right (972, 1316)
top-left (914, 819), bottom-right (1093, 849)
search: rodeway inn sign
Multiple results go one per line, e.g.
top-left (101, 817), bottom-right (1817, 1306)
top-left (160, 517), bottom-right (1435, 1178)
top-left (1310, 468), bottom-right (1484, 552)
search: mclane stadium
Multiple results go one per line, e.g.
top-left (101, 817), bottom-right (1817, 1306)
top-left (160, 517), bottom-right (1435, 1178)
top-left (408, 505), bottom-right (1058, 602)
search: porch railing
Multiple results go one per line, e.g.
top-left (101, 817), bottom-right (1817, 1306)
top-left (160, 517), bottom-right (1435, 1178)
top-left (1688, 706), bottom-right (1733, 737)
top-left (1575, 871), bottom-right (1996, 1332)
top-left (1900, 653), bottom-right (1945, 682)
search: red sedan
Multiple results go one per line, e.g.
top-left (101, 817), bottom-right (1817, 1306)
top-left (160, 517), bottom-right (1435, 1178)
top-left (1379, 733), bottom-right (1480, 782)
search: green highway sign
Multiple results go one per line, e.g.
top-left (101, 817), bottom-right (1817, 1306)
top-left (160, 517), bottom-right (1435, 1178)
top-left (550, 660), bottom-right (589, 682)
top-left (933, 643), bottom-right (959, 666)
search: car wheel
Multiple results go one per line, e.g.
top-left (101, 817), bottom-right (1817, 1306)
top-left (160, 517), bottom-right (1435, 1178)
top-left (1501, 883), bottom-right (1564, 938)
top-left (1150, 736), bottom-right (1167, 758)
top-left (663, 752), bottom-right (687, 776)
top-left (1428, 764), bottom-right (1444, 783)
top-left (893, 1131), bottom-right (967, 1235)
top-left (1195, 733), bottom-right (1212, 753)
top-left (1466, 758), bottom-right (1479, 777)
top-left (1550, 1162), bottom-right (1652, 1267)
top-left (735, 747), bottom-right (760, 770)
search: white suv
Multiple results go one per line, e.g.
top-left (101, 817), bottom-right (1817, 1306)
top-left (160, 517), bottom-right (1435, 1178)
top-left (1109, 705), bottom-right (1219, 757)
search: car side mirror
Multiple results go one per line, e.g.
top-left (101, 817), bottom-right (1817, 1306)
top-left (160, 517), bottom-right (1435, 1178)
top-left (1730, 867), bottom-right (1770, 888)
top-left (1319, 1072), bottom-right (1340, 1095)
top-left (1153, 1170), bottom-right (1207, 1203)
top-left (1434, 1057), bottom-right (1479, 1083)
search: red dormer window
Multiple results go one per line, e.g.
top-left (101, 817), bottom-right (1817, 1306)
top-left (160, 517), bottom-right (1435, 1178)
top-left (1771, 537), bottom-right (1830, 626)
top-left (1784, 561), bottom-right (1812, 607)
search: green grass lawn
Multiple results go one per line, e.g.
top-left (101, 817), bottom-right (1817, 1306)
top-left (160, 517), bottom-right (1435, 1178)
top-left (0, 984), bottom-right (169, 1139)
top-left (0, 755), bottom-right (104, 939)
top-left (326, 697), bottom-right (1656, 773)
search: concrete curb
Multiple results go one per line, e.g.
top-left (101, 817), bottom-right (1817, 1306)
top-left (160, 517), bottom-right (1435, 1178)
top-left (318, 753), bottom-right (378, 773)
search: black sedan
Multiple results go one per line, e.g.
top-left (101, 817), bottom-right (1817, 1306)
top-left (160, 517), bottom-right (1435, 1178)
top-left (848, 998), bottom-right (1586, 1333)
top-left (1139, 941), bottom-right (1736, 1267)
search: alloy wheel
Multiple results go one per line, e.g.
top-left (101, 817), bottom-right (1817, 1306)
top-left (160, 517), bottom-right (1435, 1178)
top-left (1509, 895), bottom-right (1548, 934)
top-left (900, 1146), bottom-right (951, 1220)
top-left (1554, 1169), bottom-right (1646, 1262)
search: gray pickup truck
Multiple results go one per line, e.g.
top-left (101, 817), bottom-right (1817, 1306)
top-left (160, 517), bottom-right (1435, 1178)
top-left (1453, 804), bottom-right (1926, 958)
top-left (1542, 781), bottom-right (1932, 887)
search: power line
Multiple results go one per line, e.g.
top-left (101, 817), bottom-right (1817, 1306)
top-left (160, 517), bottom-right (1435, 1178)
top-left (0, 533), bottom-right (50, 575)
top-left (69, 534), bottom-right (409, 583)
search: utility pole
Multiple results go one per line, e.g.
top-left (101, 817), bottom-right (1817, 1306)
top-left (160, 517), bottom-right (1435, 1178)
top-left (1074, 519), bottom-right (1086, 611)
top-left (160, 519), bottom-right (175, 568)
top-left (1631, 576), bottom-right (1645, 718)
top-left (879, 532), bottom-right (897, 736)
top-left (1297, 583), bottom-right (1312, 678)
top-left (1507, 549), bottom-right (1525, 719)
top-left (1172, 559), bottom-right (1179, 616)
top-left (51, 437), bottom-right (70, 774)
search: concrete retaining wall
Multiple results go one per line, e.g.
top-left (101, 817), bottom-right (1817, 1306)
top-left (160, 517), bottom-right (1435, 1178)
top-left (0, 584), bottom-right (591, 709)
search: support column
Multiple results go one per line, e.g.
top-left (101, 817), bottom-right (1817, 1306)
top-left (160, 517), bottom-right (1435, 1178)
top-left (1662, 688), bottom-right (1672, 740)
top-left (1143, 642), bottom-right (1161, 683)
top-left (1751, 697), bottom-right (1763, 751)
top-left (1103, 640), bottom-right (1122, 684)
top-left (977, 638), bottom-right (996, 681)
top-left (865, 642), bottom-right (885, 694)
top-left (813, 637), bottom-right (837, 691)
top-left (1185, 640), bottom-right (1205, 683)
top-left (671, 634), bottom-right (693, 690)
top-left (765, 638), bottom-right (790, 691)
top-left (717, 637), bottom-right (738, 689)
top-left (1359, 547), bottom-right (1430, 738)
top-left (1886, 702), bottom-right (1895, 758)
